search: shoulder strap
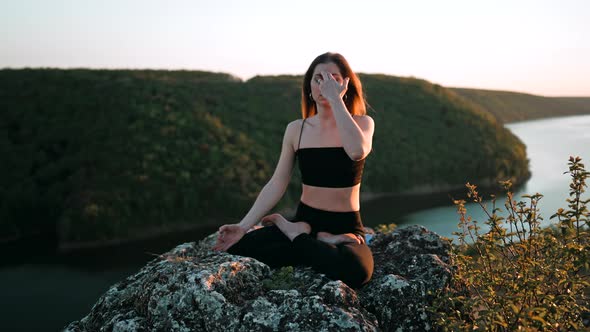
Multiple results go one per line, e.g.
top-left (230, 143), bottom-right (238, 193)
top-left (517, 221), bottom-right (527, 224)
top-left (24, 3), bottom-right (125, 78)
top-left (297, 118), bottom-right (306, 150)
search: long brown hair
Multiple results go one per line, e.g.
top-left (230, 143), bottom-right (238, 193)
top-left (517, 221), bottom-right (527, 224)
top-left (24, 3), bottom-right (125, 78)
top-left (301, 52), bottom-right (367, 119)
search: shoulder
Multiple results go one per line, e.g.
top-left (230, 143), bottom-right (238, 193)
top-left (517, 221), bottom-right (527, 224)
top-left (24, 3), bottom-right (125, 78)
top-left (282, 119), bottom-right (305, 149)
top-left (286, 118), bottom-right (305, 134)
top-left (288, 118), bottom-right (305, 127)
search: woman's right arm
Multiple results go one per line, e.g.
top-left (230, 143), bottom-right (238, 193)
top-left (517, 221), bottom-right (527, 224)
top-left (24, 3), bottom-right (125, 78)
top-left (213, 120), bottom-right (301, 251)
top-left (237, 120), bottom-right (299, 230)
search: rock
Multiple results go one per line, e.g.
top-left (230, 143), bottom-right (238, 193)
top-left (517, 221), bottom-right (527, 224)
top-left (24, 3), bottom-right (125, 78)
top-left (64, 225), bottom-right (452, 331)
top-left (359, 226), bottom-right (452, 331)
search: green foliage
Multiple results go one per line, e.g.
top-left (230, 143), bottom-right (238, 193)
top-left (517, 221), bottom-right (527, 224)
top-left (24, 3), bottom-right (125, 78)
top-left (453, 88), bottom-right (590, 123)
top-left (375, 223), bottom-right (397, 234)
top-left (261, 266), bottom-right (305, 290)
top-left (552, 157), bottom-right (590, 241)
top-left (0, 69), bottom-right (271, 242)
top-left (362, 75), bottom-right (530, 193)
top-left (432, 156), bottom-right (590, 330)
top-left (0, 69), bottom-right (530, 244)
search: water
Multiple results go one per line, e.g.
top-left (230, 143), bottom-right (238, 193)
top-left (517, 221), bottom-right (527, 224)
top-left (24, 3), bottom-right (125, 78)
top-left (0, 226), bottom-right (218, 331)
top-left (1, 264), bottom-right (137, 331)
top-left (394, 114), bottom-right (590, 239)
top-left (2, 114), bottom-right (590, 331)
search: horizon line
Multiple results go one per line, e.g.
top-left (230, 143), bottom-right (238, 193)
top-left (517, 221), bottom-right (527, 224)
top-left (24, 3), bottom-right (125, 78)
top-left (2, 65), bottom-right (588, 98)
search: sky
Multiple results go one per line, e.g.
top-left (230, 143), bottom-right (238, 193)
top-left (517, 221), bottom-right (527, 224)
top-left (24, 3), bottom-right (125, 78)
top-left (1, 0), bottom-right (589, 96)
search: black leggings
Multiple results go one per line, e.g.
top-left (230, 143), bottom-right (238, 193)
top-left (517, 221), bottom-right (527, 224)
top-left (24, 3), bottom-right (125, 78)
top-left (228, 201), bottom-right (374, 288)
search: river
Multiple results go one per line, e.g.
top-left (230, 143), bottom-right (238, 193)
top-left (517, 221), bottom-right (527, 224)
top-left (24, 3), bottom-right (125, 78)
top-left (1, 114), bottom-right (590, 331)
top-left (385, 114), bottom-right (590, 239)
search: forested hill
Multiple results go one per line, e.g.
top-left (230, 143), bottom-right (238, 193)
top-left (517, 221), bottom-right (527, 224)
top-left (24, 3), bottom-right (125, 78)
top-left (0, 69), bottom-right (529, 245)
top-left (452, 88), bottom-right (590, 123)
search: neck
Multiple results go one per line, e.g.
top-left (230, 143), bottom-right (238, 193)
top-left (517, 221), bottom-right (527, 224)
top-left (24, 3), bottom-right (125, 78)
top-left (316, 104), bottom-right (336, 127)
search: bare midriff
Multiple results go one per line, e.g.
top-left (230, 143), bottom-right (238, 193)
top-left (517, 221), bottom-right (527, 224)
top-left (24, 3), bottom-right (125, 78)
top-left (300, 183), bottom-right (361, 212)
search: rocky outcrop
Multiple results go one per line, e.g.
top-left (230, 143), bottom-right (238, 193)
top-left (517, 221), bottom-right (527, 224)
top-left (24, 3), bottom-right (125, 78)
top-left (65, 225), bottom-right (452, 331)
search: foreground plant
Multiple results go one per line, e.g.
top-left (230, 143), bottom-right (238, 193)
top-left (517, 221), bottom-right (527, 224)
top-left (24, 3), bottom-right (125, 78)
top-left (433, 156), bottom-right (590, 331)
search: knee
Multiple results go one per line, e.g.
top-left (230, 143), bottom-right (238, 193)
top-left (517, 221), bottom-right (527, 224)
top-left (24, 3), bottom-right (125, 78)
top-left (339, 258), bottom-right (373, 288)
top-left (341, 246), bottom-right (374, 288)
top-left (351, 264), bottom-right (373, 288)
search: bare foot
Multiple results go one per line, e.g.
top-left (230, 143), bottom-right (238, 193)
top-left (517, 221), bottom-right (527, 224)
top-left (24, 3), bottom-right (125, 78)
top-left (317, 232), bottom-right (361, 245)
top-left (261, 213), bottom-right (311, 241)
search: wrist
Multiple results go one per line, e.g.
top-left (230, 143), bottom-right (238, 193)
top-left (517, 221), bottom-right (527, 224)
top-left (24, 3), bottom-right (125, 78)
top-left (237, 222), bottom-right (251, 232)
top-left (324, 94), bottom-right (340, 103)
top-left (326, 94), bottom-right (345, 104)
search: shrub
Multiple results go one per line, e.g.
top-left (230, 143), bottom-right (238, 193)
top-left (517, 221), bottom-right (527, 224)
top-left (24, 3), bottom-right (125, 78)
top-left (433, 156), bottom-right (590, 330)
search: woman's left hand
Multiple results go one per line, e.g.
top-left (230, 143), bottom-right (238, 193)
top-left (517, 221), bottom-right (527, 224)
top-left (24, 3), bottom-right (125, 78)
top-left (319, 71), bottom-right (349, 102)
top-left (212, 224), bottom-right (246, 252)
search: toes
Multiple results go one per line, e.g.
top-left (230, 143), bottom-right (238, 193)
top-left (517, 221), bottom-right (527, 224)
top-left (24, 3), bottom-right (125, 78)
top-left (260, 215), bottom-right (274, 225)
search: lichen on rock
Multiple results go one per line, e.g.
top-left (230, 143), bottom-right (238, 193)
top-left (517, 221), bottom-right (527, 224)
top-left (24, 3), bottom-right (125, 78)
top-left (65, 225), bottom-right (451, 331)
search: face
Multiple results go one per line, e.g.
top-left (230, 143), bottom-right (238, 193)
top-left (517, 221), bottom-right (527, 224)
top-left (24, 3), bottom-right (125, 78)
top-left (310, 62), bottom-right (344, 104)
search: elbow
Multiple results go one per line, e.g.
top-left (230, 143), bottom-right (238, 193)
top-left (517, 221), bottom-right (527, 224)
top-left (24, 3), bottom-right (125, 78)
top-left (347, 137), bottom-right (372, 161)
top-left (349, 148), bottom-right (370, 161)
top-left (349, 152), bottom-right (364, 161)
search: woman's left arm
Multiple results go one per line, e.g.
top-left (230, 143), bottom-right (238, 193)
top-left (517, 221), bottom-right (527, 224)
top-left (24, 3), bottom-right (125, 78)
top-left (320, 72), bottom-right (374, 160)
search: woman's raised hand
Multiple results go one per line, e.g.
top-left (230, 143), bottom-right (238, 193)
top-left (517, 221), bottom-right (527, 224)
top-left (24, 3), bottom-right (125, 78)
top-left (319, 71), bottom-right (349, 102)
top-left (212, 224), bottom-right (246, 251)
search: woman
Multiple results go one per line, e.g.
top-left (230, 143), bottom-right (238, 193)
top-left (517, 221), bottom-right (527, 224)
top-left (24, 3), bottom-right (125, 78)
top-left (212, 52), bottom-right (375, 288)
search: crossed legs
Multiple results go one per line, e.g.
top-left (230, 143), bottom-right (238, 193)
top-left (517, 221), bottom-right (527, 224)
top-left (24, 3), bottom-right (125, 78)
top-left (228, 213), bottom-right (373, 288)
top-left (262, 214), bottom-right (362, 245)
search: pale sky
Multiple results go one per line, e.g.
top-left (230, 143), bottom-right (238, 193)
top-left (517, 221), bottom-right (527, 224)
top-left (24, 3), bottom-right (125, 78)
top-left (1, 0), bottom-right (589, 96)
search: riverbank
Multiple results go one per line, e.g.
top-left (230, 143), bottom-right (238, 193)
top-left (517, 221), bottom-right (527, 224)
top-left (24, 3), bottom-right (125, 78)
top-left (397, 115), bottom-right (590, 239)
top-left (1, 221), bottom-right (221, 268)
top-left (1, 69), bottom-right (530, 246)
top-left (1, 179), bottom-right (521, 267)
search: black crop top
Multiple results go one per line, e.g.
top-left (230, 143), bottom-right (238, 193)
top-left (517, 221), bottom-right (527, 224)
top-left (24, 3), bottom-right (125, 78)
top-left (295, 118), bottom-right (366, 188)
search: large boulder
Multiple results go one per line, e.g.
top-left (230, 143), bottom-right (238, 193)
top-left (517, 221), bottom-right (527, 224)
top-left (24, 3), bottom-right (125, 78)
top-left (65, 225), bottom-right (452, 331)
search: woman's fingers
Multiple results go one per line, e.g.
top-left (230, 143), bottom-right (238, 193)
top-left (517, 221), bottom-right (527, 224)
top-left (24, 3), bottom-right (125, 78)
top-left (213, 237), bottom-right (229, 251)
top-left (213, 224), bottom-right (243, 251)
top-left (213, 242), bottom-right (222, 251)
top-left (260, 215), bottom-right (274, 226)
top-left (220, 239), bottom-right (235, 252)
top-left (214, 225), bottom-right (230, 250)
top-left (319, 71), bottom-right (347, 92)
top-left (319, 71), bottom-right (342, 100)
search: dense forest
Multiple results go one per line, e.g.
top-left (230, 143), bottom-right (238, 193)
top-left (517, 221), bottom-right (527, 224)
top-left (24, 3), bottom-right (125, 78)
top-left (0, 69), bottom-right (532, 246)
top-left (452, 88), bottom-right (590, 123)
